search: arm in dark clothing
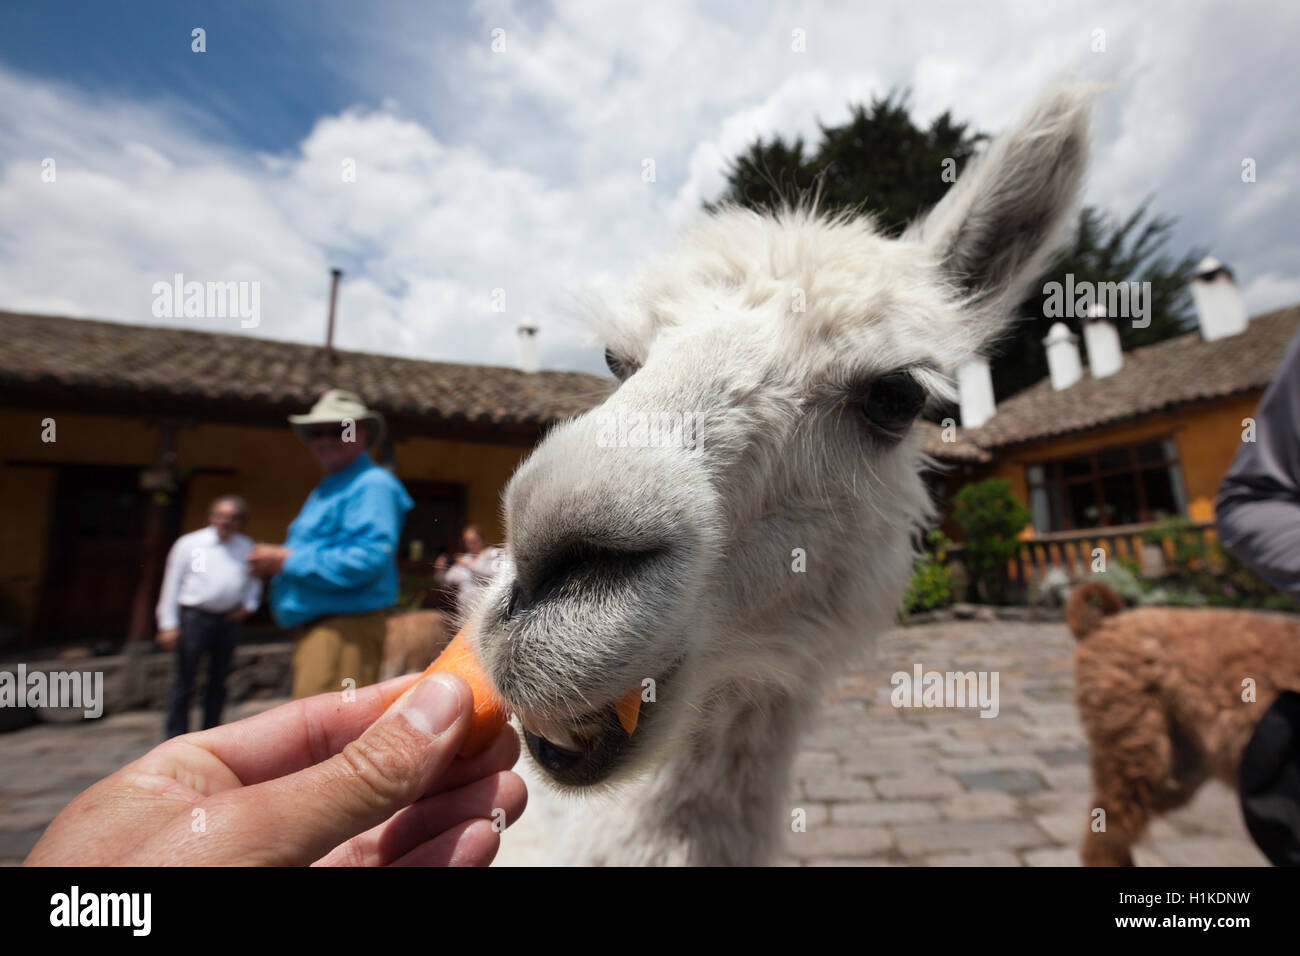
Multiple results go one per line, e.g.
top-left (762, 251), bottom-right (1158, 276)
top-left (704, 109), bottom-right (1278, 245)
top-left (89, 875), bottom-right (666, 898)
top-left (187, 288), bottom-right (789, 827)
top-left (1215, 326), bottom-right (1300, 602)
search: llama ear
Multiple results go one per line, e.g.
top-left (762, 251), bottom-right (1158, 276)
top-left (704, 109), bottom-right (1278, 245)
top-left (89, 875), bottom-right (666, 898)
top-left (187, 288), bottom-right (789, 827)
top-left (905, 84), bottom-right (1091, 331)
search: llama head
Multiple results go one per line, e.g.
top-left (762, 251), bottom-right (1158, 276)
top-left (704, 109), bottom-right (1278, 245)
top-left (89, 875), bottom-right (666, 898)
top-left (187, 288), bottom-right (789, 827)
top-left (476, 85), bottom-right (1090, 789)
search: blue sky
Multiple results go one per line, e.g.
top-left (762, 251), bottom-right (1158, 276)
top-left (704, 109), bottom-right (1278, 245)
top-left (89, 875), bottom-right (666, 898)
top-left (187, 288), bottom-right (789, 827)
top-left (1, 1), bottom-right (425, 151)
top-left (1, 1), bottom-right (1297, 375)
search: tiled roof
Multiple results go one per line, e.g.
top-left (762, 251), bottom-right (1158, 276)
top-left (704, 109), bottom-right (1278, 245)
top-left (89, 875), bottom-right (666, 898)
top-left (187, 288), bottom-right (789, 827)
top-left (960, 304), bottom-right (1300, 451)
top-left (914, 420), bottom-right (992, 464)
top-left (0, 312), bottom-right (614, 434)
top-left (7, 305), bottom-right (1292, 461)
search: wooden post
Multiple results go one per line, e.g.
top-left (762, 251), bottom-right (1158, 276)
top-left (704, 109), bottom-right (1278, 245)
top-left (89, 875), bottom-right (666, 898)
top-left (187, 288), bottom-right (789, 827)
top-left (125, 420), bottom-right (180, 646)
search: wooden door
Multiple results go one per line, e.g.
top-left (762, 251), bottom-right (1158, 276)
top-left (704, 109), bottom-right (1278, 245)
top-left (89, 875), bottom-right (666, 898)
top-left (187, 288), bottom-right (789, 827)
top-left (36, 466), bottom-right (183, 647)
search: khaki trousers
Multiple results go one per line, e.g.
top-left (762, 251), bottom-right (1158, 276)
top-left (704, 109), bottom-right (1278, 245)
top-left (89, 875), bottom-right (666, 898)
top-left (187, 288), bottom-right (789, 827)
top-left (291, 610), bottom-right (388, 699)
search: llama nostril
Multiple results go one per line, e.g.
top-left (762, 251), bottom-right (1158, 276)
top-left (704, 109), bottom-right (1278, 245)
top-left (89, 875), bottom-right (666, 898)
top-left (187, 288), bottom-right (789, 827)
top-left (507, 542), bottom-right (669, 616)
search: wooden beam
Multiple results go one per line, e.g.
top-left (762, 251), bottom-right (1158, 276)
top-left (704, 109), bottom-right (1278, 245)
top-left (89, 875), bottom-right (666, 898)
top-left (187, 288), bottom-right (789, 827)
top-left (125, 420), bottom-right (180, 645)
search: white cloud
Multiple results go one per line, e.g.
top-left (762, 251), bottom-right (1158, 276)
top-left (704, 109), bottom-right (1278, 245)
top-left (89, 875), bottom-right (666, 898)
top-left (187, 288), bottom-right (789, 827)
top-left (0, 0), bottom-right (1297, 380)
top-left (1243, 272), bottom-right (1300, 316)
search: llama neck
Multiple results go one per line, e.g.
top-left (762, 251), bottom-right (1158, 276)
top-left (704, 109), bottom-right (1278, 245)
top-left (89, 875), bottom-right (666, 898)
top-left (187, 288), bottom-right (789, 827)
top-left (578, 680), bottom-right (814, 865)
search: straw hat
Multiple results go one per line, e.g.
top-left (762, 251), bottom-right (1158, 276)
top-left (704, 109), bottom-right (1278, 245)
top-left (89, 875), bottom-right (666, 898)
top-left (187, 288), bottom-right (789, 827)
top-left (288, 389), bottom-right (386, 448)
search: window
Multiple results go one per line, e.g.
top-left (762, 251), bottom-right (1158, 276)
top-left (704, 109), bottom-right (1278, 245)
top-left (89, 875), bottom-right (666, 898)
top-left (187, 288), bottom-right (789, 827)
top-left (1024, 437), bottom-right (1186, 532)
top-left (398, 481), bottom-right (467, 563)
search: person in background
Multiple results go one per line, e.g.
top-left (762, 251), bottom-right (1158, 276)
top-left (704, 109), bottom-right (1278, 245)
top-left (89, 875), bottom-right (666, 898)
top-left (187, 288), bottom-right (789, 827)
top-left (433, 525), bottom-right (502, 618)
top-left (1216, 324), bottom-right (1300, 865)
top-left (156, 495), bottom-right (262, 739)
top-left (1216, 326), bottom-right (1300, 604)
top-left (247, 389), bottom-right (413, 698)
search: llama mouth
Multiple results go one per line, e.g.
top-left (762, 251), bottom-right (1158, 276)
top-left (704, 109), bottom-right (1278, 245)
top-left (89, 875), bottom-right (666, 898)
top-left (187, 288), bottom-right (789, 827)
top-left (519, 660), bottom-right (680, 787)
top-left (521, 705), bottom-right (630, 786)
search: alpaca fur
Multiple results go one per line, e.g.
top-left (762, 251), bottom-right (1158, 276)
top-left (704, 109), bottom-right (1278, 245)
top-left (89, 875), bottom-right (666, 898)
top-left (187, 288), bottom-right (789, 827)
top-left (475, 85), bottom-right (1092, 865)
top-left (380, 609), bottom-right (452, 681)
top-left (1069, 581), bottom-right (1300, 866)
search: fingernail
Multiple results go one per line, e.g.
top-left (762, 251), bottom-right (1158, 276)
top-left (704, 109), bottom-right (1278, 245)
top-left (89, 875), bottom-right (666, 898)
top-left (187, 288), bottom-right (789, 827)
top-left (398, 674), bottom-right (464, 738)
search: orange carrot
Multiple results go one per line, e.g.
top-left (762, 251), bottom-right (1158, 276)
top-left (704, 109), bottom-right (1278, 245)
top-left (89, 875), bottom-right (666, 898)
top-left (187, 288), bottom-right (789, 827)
top-left (616, 688), bottom-right (642, 736)
top-left (420, 626), bottom-right (510, 757)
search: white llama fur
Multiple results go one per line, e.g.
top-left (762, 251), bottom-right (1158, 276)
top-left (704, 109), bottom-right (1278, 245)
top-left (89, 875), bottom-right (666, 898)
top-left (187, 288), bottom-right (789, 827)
top-left (479, 84), bottom-right (1092, 865)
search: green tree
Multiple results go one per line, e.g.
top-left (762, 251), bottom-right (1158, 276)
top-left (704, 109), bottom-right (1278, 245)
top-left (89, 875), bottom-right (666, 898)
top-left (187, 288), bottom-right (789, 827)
top-left (953, 479), bottom-right (1031, 604)
top-left (709, 94), bottom-right (1201, 404)
top-left (995, 202), bottom-right (1203, 401)
top-left (707, 92), bottom-right (985, 237)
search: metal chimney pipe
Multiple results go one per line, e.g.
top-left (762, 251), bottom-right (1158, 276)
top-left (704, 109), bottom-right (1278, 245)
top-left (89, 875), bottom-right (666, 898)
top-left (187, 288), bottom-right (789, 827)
top-left (325, 268), bottom-right (342, 357)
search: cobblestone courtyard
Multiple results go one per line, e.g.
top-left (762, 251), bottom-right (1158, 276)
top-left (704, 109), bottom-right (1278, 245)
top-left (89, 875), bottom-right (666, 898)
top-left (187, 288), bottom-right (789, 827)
top-left (0, 619), bottom-right (1270, 866)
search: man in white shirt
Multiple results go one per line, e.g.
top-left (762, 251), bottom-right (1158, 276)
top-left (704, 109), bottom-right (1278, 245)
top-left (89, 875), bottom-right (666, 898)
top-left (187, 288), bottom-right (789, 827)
top-left (156, 495), bottom-right (262, 738)
top-left (433, 525), bottom-right (502, 618)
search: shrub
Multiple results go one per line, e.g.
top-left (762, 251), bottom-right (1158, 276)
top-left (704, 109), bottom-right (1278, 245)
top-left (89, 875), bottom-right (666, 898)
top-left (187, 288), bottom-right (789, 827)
top-left (953, 478), bottom-right (1031, 604)
top-left (1085, 562), bottom-right (1145, 606)
top-left (1136, 516), bottom-right (1298, 612)
top-left (904, 530), bottom-right (954, 614)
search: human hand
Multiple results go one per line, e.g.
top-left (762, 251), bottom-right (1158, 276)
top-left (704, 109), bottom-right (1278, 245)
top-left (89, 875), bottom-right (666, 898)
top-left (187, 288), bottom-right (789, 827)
top-left (226, 608), bottom-right (251, 623)
top-left (23, 672), bottom-right (526, 866)
top-left (247, 543), bottom-right (290, 578)
top-left (156, 629), bottom-right (180, 651)
top-left (433, 554), bottom-right (449, 572)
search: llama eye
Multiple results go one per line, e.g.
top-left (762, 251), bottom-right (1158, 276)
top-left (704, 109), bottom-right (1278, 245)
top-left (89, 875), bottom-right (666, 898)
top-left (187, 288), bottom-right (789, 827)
top-left (605, 347), bottom-right (636, 381)
top-left (858, 371), bottom-right (926, 437)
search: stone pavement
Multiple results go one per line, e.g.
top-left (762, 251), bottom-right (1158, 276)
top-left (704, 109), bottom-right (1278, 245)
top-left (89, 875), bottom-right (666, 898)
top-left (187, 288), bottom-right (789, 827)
top-left (776, 618), bottom-right (1268, 866)
top-left (0, 620), bottom-right (1270, 866)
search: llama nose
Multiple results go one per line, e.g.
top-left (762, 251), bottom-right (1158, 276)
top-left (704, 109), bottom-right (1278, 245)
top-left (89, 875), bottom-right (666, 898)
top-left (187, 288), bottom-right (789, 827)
top-left (506, 540), bottom-right (670, 617)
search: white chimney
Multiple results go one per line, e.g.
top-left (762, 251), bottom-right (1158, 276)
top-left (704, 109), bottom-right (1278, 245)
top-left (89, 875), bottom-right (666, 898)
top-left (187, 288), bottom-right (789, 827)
top-left (1044, 322), bottom-right (1083, 391)
top-left (1191, 257), bottom-right (1248, 341)
top-left (1082, 303), bottom-right (1123, 379)
top-left (956, 357), bottom-right (995, 428)
top-left (516, 316), bottom-right (539, 373)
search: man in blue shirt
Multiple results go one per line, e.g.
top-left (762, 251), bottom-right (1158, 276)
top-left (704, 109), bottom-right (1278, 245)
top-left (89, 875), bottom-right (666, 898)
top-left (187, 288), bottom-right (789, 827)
top-left (248, 390), bottom-right (413, 698)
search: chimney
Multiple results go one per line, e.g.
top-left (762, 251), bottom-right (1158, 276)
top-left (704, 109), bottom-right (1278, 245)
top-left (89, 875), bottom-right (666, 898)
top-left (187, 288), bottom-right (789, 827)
top-left (1082, 303), bottom-right (1123, 379)
top-left (516, 316), bottom-right (539, 373)
top-left (1191, 256), bottom-right (1248, 341)
top-left (956, 357), bottom-right (995, 428)
top-left (324, 268), bottom-right (342, 360)
top-left (1044, 321), bottom-right (1083, 391)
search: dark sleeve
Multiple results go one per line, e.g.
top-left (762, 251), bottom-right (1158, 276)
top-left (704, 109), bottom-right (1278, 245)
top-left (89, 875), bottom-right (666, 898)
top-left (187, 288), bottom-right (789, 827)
top-left (1215, 326), bottom-right (1300, 601)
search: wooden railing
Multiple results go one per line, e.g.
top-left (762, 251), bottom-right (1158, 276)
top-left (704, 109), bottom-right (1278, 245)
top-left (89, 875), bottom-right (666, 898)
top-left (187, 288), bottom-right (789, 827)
top-left (945, 520), bottom-right (1218, 583)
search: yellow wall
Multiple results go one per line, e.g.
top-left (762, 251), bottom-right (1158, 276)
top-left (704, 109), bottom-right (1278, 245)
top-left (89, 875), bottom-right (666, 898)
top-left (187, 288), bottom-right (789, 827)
top-left (0, 408), bottom-right (534, 639)
top-left (0, 410), bottom-right (160, 637)
top-left (977, 392), bottom-right (1262, 538)
top-left (394, 438), bottom-right (530, 543)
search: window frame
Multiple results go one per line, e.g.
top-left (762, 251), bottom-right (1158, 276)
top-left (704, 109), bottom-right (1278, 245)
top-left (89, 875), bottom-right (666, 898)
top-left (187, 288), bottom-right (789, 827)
top-left (1024, 436), bottom-right (1186, 532)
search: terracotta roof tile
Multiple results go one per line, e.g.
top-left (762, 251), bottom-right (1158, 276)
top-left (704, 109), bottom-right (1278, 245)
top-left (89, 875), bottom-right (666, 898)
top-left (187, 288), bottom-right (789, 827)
top-left (0, 311), bottom-right (614, 429)
top-left (6, 305), bottom-right (1295, 461)
top-left (914, 420), bottom-right (991, 463)
top-left (960, 304), bottom-right (1300, 451)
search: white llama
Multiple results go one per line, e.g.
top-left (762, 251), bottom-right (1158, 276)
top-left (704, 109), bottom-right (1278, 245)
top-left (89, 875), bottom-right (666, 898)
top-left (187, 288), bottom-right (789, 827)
top-left (478, 85), bottom-right (1092, 865)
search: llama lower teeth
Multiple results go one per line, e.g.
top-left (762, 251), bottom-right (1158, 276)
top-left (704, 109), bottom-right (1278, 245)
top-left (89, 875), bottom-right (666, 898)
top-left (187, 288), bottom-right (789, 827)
top-left (527, 718), bottom-right (585, 753)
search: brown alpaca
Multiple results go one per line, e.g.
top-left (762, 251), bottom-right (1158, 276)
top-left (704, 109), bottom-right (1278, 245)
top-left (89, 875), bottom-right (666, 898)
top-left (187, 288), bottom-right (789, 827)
top-left (380, 609), bottom-right (453, 681)
top-left (1068, 581), bottom-right (1300, 866)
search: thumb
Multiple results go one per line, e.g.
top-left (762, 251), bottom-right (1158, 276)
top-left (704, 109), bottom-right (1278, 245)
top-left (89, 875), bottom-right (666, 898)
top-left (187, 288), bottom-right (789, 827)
top-left (245, 672), bottom-right (472, 864)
